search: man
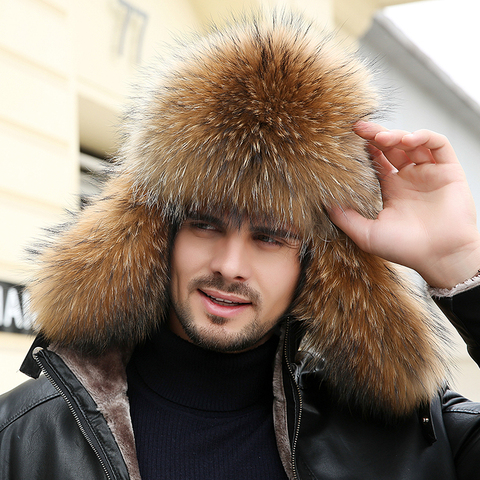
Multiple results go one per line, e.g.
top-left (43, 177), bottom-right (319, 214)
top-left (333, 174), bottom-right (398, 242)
top-left (1, 14), bottom-right (480, 480)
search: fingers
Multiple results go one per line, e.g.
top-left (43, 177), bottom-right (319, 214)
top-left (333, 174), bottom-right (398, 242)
top-left (367, 144), bottom-right (393, 174)
top-left (355, 122), bottom-right (414, 170)
top-left (354, 122), bottom-right (458, 168)
top-left (353, 121), bottom-right (389, 140)
top-left (401, 130), bottom-right (458, 165)
top-left (376, 130), bottom-right (434, 166)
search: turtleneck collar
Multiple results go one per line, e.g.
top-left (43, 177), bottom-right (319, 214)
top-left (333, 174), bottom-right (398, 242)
top-left (129, 324), bottom-right (279, 412)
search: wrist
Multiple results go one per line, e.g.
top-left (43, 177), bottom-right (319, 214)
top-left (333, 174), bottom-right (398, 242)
top-left (428, 269), bottom-right (480, 298)
top-left (421, 241), bottom-right (480, 289)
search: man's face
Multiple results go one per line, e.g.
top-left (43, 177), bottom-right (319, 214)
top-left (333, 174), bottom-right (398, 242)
top-left (169, 214), bottom-right (301, 353)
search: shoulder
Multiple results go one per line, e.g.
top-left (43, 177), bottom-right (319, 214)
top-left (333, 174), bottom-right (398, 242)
top-left (0, 376), bottom-right (62, 433)
top-left (433, 285), bottom-right (480, 365)
top-left (442, 389), bottom-right (480, 442)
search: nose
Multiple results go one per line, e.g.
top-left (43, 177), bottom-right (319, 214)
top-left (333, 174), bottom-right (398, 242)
top-left (209, 231), bottom-right (252, 282)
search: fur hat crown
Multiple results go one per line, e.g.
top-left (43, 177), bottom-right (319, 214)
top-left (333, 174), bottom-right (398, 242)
top-left (122, 14), bottom-right (381, 237)
top-left (29, 13), bottom-right (448, 418)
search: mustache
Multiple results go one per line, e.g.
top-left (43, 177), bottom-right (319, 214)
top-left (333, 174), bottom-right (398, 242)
top-left (189, 275), bottom-right (261, 305)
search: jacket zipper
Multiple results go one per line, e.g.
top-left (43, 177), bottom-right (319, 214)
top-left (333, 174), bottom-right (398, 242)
top-left (33, 347), bottom-right (117, 480)
top-left (283, 321), bottom-right (303, 480)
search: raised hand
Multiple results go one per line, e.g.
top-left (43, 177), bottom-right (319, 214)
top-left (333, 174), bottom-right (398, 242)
top-left (329, 121), bottom-right (480, 288)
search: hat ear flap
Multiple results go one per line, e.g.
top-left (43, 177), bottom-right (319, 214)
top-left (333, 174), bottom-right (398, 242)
top-left (28, 174), bottom-right (170, 353)
top-left (293, 232), bottom-right (448, 417)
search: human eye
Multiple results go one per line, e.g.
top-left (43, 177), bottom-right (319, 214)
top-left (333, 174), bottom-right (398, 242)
top-left (253, 225), bottom-right (300, 250)
top-left (190, 221), bottom-right (217, 231)
top-left (255, 234), bottom-right (283, 246)
top-left (184, 217), bottom-right (222, 235)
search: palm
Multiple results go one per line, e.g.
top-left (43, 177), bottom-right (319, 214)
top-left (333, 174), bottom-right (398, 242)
top-left (370, 163), bottom-right (473, 267)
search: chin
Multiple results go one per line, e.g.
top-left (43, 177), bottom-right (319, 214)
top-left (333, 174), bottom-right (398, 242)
top-left (181, 317), bottom-right (272, 353)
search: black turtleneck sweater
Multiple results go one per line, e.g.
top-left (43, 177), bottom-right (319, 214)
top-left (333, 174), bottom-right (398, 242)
top-left (126, 326), bottom-right (289, 480)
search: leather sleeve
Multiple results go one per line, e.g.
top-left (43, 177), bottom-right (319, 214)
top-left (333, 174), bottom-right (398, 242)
top-left (442, 390), bottom-right (480, 480)
top-left (435, 286), bottom-right (480, 479)
top-left (433, 285), bottom-right (480, 367)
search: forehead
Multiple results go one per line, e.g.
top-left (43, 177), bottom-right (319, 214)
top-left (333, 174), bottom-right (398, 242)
top-left (172, 190), bottom-right (321, 244)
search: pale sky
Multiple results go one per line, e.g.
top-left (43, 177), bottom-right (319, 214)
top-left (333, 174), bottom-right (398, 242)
top-left (384, 0), bottom-right (480, 105)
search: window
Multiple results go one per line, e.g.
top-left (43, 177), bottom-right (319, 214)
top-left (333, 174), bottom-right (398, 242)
top-left (79, 152), bottom-right (111, 208)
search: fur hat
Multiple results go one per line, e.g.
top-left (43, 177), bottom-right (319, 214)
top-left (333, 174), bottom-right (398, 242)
top-left (28, 13), bottom-right (448, 417)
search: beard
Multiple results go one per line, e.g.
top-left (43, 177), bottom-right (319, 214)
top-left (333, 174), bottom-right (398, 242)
top-left (170, 275), bottom-right (280, 353)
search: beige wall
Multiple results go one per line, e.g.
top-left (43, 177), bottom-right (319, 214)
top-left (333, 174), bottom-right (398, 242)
top-left (0, 0), bottom-right (76, 286)
top-left (334, 0), bottom-right (418, 37)
top-left (0, 0), bottom-right (446, 397)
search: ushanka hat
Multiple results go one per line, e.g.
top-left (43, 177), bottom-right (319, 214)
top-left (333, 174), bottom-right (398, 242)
top-left (29, 13), bottom-right (449, 417)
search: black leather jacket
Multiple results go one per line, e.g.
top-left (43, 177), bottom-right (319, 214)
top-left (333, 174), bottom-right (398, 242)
top-left (1, 286), bottom-right (480, 480)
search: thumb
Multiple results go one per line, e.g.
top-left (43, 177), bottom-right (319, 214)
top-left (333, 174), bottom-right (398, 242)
top-left (328, 206), bottom-right (375, 253)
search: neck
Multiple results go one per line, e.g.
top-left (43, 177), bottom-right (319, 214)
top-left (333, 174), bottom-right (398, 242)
top-left (129, 324), bottom-right (279, 412)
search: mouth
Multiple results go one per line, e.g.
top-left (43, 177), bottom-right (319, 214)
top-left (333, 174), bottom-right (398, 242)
top-left (197, 288), bottom-right (253, 319)
top-left (199, 289), bottom-right (252, 307)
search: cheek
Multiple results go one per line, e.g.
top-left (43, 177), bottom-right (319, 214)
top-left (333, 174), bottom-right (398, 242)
top-left (278, 266), bottom-right (301, 304)
top-left (259, 253), bottom-right (301, 310)
top-left (170, 233), bottom-right (210, 298)
top-left (170, 236), bottom-right (190, 302)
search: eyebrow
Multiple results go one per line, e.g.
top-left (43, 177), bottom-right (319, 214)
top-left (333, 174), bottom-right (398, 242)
top-left (186, 213), bottom-right (226, 229)
top-left (186, 213), bottom-right (299, 240)
top-left (251, 225), bottom-right (299, 241)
